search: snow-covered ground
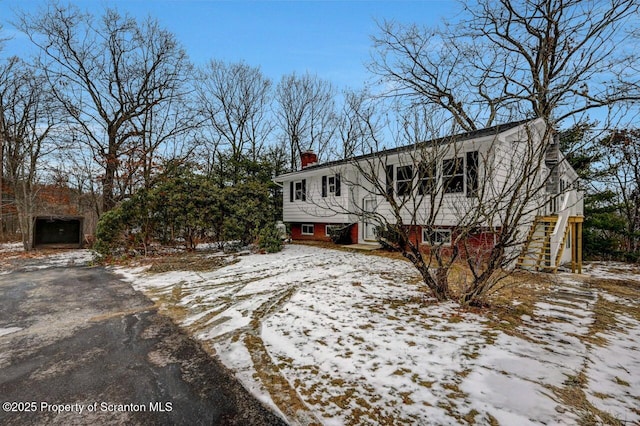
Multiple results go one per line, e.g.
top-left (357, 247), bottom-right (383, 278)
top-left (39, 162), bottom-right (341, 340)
top-left (4, 242), bottom-right (635, 424)
top-left (0, 242), bottom-right (24, 253)
top-left (117, 244), bottom-right (640, 425)
top-left (0, 242), bottom-right (95, 273)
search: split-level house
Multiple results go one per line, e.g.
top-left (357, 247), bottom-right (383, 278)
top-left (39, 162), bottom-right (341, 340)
top-left (274, 119), bottom-right (584, 272)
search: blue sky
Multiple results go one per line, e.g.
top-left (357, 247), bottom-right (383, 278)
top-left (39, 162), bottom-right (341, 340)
top-left (0, 0), bottom-right (458, 89)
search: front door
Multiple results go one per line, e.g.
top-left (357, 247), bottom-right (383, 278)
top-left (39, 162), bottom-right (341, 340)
top-left (363, 198), bottom-right (377, 241)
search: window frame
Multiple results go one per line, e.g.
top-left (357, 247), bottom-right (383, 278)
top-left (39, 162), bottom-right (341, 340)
top-left (321, 174), bottom-right (341, 197)
top-left (442, 157), bottom-right (464, 194)
top-left (418, 161), bottom-right (437, 196)
top-left (301, 224), bottom-right (314, 235)
top-left (326, 224), bottom-right (342, 237)
top-left (328, 176), bottom-right (336, 194)
top-left (294, 180), bottom-right (306, 201)
top-left (422, 227), bottom-right (452, 246)
top-left (396, 165), bottom-right (413, 197)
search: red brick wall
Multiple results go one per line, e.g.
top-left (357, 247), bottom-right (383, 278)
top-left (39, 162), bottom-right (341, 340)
top-left (290, 222), bottom-right (496, 255)
top-left (350, 223), bottom-right (359, 244)
top-left (404, 225), bottom-right (498, 259)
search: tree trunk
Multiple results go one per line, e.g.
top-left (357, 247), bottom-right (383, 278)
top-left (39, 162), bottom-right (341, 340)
top-left (405, 251), bottom-right (451, 302)
top-left (102, 147), bottom-right (118, 213)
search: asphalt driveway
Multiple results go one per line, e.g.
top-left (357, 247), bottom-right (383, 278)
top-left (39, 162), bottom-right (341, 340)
top-left (0, 258), bottom-right (286, 425)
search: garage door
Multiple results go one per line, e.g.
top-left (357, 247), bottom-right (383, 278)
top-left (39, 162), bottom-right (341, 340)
top-left (33, 217), bottom-right (83, 247)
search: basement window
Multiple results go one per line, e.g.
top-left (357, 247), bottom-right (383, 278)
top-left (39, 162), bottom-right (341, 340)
top-left (422, 228), bottom-right (452, 245)
top-left (326, 224), bottom-right (342, 236)
top-left (301, 224), bottom-right (314, 235)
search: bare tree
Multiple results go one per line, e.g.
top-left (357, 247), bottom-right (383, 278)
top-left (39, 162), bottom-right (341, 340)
top-left (0, 25), bottom-right (6, 240)
top-left (345, 108), bottom-right (474, 302)
top-left (328, 0), bottom-right (640, 303)
top-left (119, 75), bottom-right (197, 195)
top-left (336, 89), bottom-right (384, 159)
top-left (18, 5), bottom-right (190, 213)
top-left (195, 60), bottom-right (273, 183)
top-left (275, 72), bottom-right (338, 170)
top-left (0, 57), bottom-right (62, 249)
top-left (370, 0), bottom-right (640, 130)
top-left (309, 100), bottom-right (555, 303)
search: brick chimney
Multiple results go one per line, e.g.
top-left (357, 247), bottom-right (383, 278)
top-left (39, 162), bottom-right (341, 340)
top-left (301, 150), bottom-right (318, 169)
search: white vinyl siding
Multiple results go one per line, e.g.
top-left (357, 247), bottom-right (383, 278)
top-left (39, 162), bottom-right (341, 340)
top-left (281, 168), bottom-right (353, 224)
top-left (278, 120), bottom-right (549, 230)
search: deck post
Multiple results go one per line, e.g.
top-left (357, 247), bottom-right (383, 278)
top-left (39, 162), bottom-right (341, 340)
top-left (570, 222), bottom-right (576, 273)
top-left (577, 221), bottom-right (583, 274)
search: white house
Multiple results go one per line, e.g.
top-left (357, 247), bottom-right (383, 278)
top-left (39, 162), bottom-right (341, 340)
top-left (274, 119), bottom-right (584, 272)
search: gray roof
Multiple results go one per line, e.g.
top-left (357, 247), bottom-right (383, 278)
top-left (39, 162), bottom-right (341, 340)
top-left (277, 119), bottom-right (532, 178)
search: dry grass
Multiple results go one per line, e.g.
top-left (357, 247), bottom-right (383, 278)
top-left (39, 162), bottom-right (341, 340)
top-left (125, 241), bottom-right (639, 424)
top-left (287, 242), bottom-right (555, 313)
top-left (549, 369), bottom-right (626, 426)
top-left (145, 285), bottom-right (189, 322)
top-left (145, 252), bottom-right (237, 273)
top-left (586, 278), bottom-right (640, 304)
top-left (244, 333), bottom-right (321, 425)
top-left (582, 297), bottom-right (619, 346)
top-left (474, 272), bottom-right (554, 340)
top-left (580, 277), bottom-right (640, 346)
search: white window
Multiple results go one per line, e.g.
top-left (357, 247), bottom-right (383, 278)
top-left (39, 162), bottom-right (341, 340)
top-left (326, 224), bottom-right (341, 236)
top-left (322, 174), bottom-right (341, 197)
top-left (443, 157), bottom-right (464, 193)
top-left (328, 176), bottom-right (336, 193)
top-left (422, 228), bottom-right (452, 245)
top-left (418, 162), bottom-right (437, 195)
top-left (294, 181), bottom-right (304, 201)
top-left (301, 224), bottom-right (314, 235)
top-left (396, 165), bottom-right (413, 196)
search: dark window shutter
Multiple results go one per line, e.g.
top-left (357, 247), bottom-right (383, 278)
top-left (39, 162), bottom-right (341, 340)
top-left (322, 176), bottom-right (327, 197)
top-left (466, 151), bottom-right (478, 197)
top-left (385, 165), bottom-right (394, 198)
top-left (335, 174), bottom-right (341, 196)
top-left (289, 181), bottom-right (294, 202)
top-left (301, 179), bottom-right (306, 201)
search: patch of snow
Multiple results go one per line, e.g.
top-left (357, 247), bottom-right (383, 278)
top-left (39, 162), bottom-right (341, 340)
top-left (0, 326), bottom-right (22, 337)
top-left (213, 338), bottom-right (287, 421)
top-left (23, 250), bottom-right (95, 269)
top-left (583, 261), bottom-right (640, 281)
top-left (121, 246), bottom-right (640, 424)
top-left (584, 315), bottom-right (640, 424)
top-left (0, 242), bottom-right (23, 253)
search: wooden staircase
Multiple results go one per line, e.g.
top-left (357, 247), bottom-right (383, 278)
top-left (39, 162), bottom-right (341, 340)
top-left (516, 216), bottom-right (558, 272)
top-left (553, 222), bottom-right (572, 273)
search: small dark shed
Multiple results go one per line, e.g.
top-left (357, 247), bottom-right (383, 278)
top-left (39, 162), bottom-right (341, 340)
top-left (33, 216), bottom-right (84, 249)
